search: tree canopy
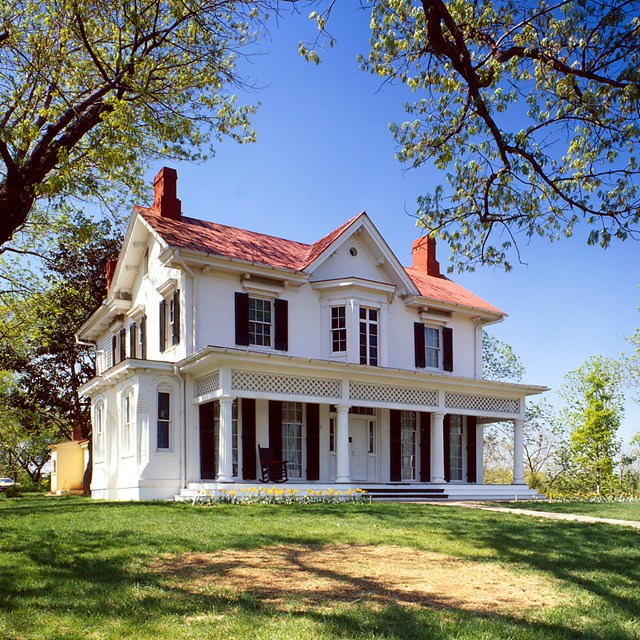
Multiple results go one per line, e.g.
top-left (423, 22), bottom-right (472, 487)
top-left (0, 0), bottom-right (276, 247)
top-left (330, 0), bottom-right (640, 271)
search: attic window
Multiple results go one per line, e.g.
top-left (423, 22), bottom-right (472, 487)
top-left (348, 247), bottom-right (358, 257)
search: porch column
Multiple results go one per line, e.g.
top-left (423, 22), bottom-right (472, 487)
top-left (218, 395), bottom-right (235, 482)
top-left (431, 412), bottom-right (446, 483)
top-left (512, 419), bottom-right (525, 484)
top-left (335, 404), bottom-right (351, 483)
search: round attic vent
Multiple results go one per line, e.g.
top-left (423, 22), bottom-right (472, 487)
top-left (348, 246), bottom-right (358, 257)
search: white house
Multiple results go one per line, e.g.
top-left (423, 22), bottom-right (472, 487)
top-left (77, 167), bottom-right (547, 501)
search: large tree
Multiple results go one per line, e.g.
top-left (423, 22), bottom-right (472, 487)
top-left (309, 1), bottom-right (640, 270)
top-left (0, 0), bottom-right (277, 247)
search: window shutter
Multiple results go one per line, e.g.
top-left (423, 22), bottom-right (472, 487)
top-left (466, 416), bottom-right (477, 483)
top-left (234, 292), bottom-right (249, 346)
top-left (443, 415), bottom-right (451, 482)
top-left (268, 400), bottom-right (283, 459)
top-left (443, 327), bottom-right (453, 372)
top-left (199, 402), bottom-right (216, 480)
top-left (129, 324), bottom-right (137, 359)
top-left (389, 409), bottom-right (402, 481)
top-left (241, 398), bottom-right (257, 480)
top-left (306, 403), bottom-right (320, 481)
top-left (159, 299), bottom-right (167, 352)
top-left (119, 328), bottom-right (126, 361)
top-left (274, 298), bottom-right (289, 351)
top-left (111, 335), bottom-right (117, 366)
top-left (172, 289), bottom-right (180, 345)
top-left (419, 412), bottom-right (431, 482)
top-left (140, 315), bottom-right (147, 359)
top-left (414, 322), bottom-right (426, 368)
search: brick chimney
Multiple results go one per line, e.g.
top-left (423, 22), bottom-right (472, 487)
top-left (105, 259), bottom-right (117, 292)
top-left (411, 236), bottom-right (441, 277)
top-left (152, 167), bottom-right (181, 220)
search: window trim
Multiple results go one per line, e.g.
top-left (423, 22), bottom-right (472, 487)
top-left (157, 390), bottom-right (171, 451)
top-left (359, 305), bottom-right (379, 366)
top-left (330, 305), bottom-right (347, 354)
top-left (94, 402), bottom-right (105, 459)
top-left (424, 325), bottom-right (442, 370)
top-left (121, 388), bottom-right (134, 456)
top-left (248, 295), bottom-right (273, 348)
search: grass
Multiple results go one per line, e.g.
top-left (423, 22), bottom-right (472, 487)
top-left (501, 499), bottom-right (640, 521)
top-left (0, 494), bottom-right (639, 639)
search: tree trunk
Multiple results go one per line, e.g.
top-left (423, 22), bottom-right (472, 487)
top-left (0, 178), bottom-right (36, 246)
top-left (83, 436), bottom-right (93, 495)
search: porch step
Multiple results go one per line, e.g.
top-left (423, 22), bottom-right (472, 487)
top-left (363, 487), bottom-right (449, 502)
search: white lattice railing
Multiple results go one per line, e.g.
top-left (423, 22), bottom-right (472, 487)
top-left (231, 370), bottom-right (342, 399)
top-left (445, 392), bottom-right (520, 414)
top-left (194, 371), bottom-right (220, 398)
top-left (349, 381), bottom-right (438, 407)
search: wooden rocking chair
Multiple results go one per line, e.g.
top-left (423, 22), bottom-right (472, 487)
top-left (258, 446), bottom-right (289, 483)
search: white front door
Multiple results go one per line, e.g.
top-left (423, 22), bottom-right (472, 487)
top-left (350, 418), bottom-right (368, 481)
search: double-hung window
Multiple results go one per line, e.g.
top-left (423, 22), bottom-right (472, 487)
top-left (248, 297), bottom-right (272, 347)
top-left (330, 305), bottom-right (347, 353)
top-left (122, 391), bottom-right (133, 454)
top-left (282, 402), bottom-right (303, 479)
top-left (159, 290), bottom-right (180, 352)
top-left (94, 403), bottom-right (104, 458)
top-left (157, 392), bottom-right (171, 450)
top-left (359, 307), bottom-right (378, 366)
top-left (424, 326), bottom-right (441, 369)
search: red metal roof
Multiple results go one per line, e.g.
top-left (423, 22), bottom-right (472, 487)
top-left (405, 268), bottom-right (504, 315)
top-left (139, 208), bottom-right (503, 315)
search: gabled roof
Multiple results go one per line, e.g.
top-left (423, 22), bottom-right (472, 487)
top-left (137, 207), bottom-right (503, 316)
top-left (406, 268), bottom-right (504, 315)
top-left (138, 208), bottom-right (366, 272)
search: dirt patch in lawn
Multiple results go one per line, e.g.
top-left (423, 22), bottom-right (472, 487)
top-left (154, 544), bottom-right (558, 614)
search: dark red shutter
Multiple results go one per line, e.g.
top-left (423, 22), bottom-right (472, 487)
top-left (306, 403), bottom-right (320, 480)
top-left (172, 289), bottom-right (180, 345)
top-left (129, 324), bottom-right (137, 359)
top-left (420, 412), bottom-right (431, 482)
top-left (111, 335), bottom-right (117, 365)
top-left (235, 292), bottom-right (249, 346)
top-left (140, 315), bottom-right (147, 359)
top-left (119, 328), bottom-right (126, 361)
top-left (159, 299), bottom-right (166, 352)
top-left (274, 298), bottom-right (288, 351)
top-left (390, 409), bottom-right (402, 481)
top-left (443, 415), bottom-right (451, 482)
top-left (466, 416), bottom-right (477, 483)
top-left (199, 402), bottom-right (216, 479)
top-left (241, 398), bottom-right (257, 480)
top-left (414, 323), bottom-right (426, 368)
top-left (268, 400), bottom-right (283, 459)
top-left (443, 327), bottom-right (453, 372)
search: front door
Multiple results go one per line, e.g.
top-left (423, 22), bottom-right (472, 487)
top-left (350, 418), bottom-right (368, 481)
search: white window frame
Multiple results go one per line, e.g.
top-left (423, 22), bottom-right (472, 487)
top-left (400, 410), bottom-right (417, 481)
top-left (330, 305), bottom-right (347, 354)
top-left (121, 389), bottom-right (134, 456)
top-left (282, 401), bottom-right (303, 479)
top-left (358, 306), bottom-right (379, 366)
top-left (213, 399), bottom-right (240, 478)
top-left (449, 415), bottom-right (465, 482)
top-left (424, 325), bottom-right (442, 370)
top-left (248, 296), bottom-right (273, 348)
top-left (157, 390), bottom-right (171, 451)
top-left (94, 402), bottom-right (105, 459)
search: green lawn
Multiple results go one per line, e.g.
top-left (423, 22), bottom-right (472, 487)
top-left (501, 500), bottom-right (640, 521)
top-left (1, 494), bottom-right (639, 640)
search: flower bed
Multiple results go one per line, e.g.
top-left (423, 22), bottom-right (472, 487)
top-left (192, 486), bottom-right (369, 506)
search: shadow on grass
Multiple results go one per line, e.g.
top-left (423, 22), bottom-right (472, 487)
top-left (1, 496), bottom-right (639, 638)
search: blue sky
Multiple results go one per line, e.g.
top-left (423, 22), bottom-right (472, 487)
top-left (144, 5), bottom-right (639, 442)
